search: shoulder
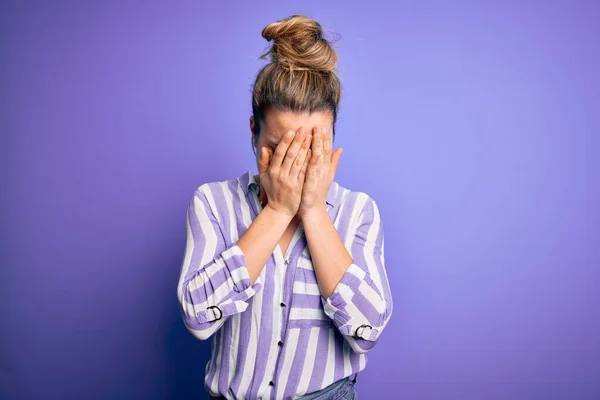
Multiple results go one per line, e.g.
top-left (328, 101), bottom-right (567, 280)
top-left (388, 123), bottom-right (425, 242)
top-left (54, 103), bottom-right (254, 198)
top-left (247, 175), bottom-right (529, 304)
top-left (332, 181), bottom-right (381, 220)
top-left (193, 171), bottom-right (249, 200)
top-left (188, 171), bottom-right (249, 214)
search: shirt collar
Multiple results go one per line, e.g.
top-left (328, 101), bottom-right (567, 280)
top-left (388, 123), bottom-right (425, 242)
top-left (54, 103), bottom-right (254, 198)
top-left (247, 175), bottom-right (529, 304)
top-left (238, 170), bottom-right (338, 208)
top-left (239, 170), bottom-right (258, 197)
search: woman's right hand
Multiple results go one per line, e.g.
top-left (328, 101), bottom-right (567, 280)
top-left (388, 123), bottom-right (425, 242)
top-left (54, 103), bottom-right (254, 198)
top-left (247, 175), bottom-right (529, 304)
top-left (257, 127), bottom-right (312, 218)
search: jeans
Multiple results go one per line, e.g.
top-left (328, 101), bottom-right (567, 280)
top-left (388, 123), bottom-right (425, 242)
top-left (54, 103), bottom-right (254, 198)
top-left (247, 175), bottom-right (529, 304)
top-left (207, 374), bottom-right (358, 400)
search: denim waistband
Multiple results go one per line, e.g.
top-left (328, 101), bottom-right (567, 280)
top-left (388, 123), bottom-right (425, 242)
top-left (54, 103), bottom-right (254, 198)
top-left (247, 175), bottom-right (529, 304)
top-left (295, 375), bottom-right (356, 399)
top-left (206, 373), bottom-right (358, 400)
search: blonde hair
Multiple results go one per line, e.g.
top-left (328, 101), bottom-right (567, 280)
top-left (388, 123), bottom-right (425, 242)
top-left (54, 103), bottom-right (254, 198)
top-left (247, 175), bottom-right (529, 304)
top-left (251, 15), bottom-right (341, 139)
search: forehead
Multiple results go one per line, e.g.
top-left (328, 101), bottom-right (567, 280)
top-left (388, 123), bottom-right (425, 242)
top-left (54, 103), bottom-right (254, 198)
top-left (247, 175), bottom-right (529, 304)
top-left (262, 110), bottom-right (333, 143)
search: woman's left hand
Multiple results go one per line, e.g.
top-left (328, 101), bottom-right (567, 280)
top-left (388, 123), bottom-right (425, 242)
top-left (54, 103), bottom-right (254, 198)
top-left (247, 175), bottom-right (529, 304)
top-left (298, 125), bottom-right (343, 219)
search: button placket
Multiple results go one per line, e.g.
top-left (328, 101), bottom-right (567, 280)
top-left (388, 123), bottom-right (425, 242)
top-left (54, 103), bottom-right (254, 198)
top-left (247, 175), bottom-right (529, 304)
top-left (271, 226), bottom-right (304, 395)
top-left (266, 241), bottom-right (291, 397)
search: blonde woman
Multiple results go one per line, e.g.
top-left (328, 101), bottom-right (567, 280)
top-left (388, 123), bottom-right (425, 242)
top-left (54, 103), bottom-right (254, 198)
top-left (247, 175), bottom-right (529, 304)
top-left (177, 15), bottom-right (393, 400)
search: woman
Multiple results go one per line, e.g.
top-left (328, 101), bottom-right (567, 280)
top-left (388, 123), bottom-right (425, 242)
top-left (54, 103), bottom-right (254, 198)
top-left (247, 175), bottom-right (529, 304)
top-left (177, 15), bottom-right (393, 400)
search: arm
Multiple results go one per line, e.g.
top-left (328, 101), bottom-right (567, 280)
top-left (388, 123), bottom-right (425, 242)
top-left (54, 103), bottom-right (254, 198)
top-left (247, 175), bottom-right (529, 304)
top-left (238, 204), bottom-right (293, 285)
top-left (177, 185), bottom-right (290, 340)
top-left (303, 196), bottom-right (393, 354)
top-left (178, 127), bottom-right (311, 341)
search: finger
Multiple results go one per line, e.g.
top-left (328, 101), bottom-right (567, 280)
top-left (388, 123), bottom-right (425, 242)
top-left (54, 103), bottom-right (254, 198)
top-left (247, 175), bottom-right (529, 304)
top-left (330, 148), bottom-right (343, 180)
top-left (271, 130), bottom-right (296, 170)
top-left (289, 131), bottom-right (312, 180)
top-left (323, 128), bottom-right (333, 163)
top-left (281, 127), bottom-right (308, 176)
top-left (258, 147), bottom-right (269, 176)
top-left (298, 149), bottom-right (311, 184)
top-left (266, 147), bottom-right (273, 167)
top-left (311, 126), bottom-right (323, 164)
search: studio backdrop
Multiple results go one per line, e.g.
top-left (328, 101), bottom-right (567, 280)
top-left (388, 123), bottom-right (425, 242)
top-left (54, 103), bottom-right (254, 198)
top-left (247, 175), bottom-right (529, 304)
top-left (2, 1), bottom-right (599, 399)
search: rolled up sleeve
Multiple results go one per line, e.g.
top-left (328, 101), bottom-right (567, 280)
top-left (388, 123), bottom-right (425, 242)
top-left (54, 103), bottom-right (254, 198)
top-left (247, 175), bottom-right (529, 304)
top-left (177, 185), bottom-right (263, 340)
top-left (321, 197), bottom-right (393, 354)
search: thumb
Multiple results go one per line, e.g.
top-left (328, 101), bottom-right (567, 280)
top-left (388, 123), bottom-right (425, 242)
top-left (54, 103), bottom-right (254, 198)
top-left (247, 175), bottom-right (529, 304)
top-left (330, 148), bottom-right (343, 180)
top-left (258, 147), bottom-right (269, 176)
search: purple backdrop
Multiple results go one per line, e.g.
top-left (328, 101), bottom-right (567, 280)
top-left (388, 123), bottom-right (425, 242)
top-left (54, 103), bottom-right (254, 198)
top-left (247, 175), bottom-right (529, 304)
top-left (2, 1), bottom-right (599, 399)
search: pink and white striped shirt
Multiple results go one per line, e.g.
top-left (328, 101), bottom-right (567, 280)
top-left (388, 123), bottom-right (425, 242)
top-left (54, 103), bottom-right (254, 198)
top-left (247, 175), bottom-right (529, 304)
top-left (177, 170), bottom-right (393, 399)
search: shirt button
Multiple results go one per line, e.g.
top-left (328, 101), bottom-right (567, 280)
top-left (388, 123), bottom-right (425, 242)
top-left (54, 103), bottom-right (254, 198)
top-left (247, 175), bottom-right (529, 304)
top-left (278, 340), bottom-right (283, 347)
top-left (280, 301), bottom-right (286, 307)
top-left (284, 259), bottom-right (289, 265)
top-left (354, 324), bottom-right (373, 339)
top-left (269, 381), bottom-right (275, 386)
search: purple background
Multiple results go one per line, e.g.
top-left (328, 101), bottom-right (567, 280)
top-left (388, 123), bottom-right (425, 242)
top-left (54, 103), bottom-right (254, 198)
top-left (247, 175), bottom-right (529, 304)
top-left (2, 1), bottom-right (599, 399)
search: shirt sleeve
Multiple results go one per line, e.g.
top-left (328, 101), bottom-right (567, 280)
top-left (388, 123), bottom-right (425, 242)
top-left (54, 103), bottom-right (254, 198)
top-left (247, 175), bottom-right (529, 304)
top-left (177, 184), bottom-right (263, 340)
top-left (320, 196), bottom-right (393, 354)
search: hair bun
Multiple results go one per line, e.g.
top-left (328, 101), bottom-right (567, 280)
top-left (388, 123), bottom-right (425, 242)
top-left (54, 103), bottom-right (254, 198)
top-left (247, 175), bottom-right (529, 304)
top-left (260, 15), bottom-right (338, 73)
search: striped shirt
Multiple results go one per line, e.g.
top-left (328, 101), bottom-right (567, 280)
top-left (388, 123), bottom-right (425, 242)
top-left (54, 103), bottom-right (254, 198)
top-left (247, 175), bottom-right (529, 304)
top-left (177, 170), bottom-right (393, 400)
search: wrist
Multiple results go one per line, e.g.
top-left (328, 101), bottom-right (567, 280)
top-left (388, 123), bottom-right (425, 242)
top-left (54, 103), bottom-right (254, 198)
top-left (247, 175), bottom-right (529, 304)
top-left (300, 206), bottom-right (329, 224)
top-left (264, 203), bottom-right (295, 223)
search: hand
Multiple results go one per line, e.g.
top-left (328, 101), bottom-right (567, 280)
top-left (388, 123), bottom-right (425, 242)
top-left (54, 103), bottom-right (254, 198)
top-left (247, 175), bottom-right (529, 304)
top-left (257, 127), bottom-right (312, 218)
top-left (298, 125), bottom-right (343, 219)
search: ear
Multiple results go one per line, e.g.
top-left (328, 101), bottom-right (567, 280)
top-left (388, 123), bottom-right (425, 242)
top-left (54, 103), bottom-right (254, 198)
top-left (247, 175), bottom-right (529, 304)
top-left (250, 116), bottom-right (257, 153)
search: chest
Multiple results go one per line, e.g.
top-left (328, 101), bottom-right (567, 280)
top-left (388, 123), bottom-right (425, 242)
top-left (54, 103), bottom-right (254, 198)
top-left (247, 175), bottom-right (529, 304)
top-left (238, 208), bottom-right (337, 328)
top-left (278, 219), bottom-right (300, 256)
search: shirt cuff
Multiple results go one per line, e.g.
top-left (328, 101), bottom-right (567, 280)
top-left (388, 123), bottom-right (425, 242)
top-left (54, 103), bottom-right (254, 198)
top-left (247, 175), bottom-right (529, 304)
top-left (320, 263), bottom-right (380, 341)
top-left (221, 243), bottom-right (260, 294)
top-left (321, 263), bottom-right (365, 312)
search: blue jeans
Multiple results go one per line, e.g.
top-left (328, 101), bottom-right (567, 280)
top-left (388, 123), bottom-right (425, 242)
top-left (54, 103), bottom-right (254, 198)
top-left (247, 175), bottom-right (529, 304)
top-left (207, 375), bottom-right (358, 400)
top-left (296, 375), bottom-right (358, 400)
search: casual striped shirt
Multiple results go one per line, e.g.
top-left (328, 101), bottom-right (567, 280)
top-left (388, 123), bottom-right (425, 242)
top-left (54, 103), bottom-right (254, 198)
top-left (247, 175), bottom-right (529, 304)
top-left (177, 170), bottom-right (393, 400)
